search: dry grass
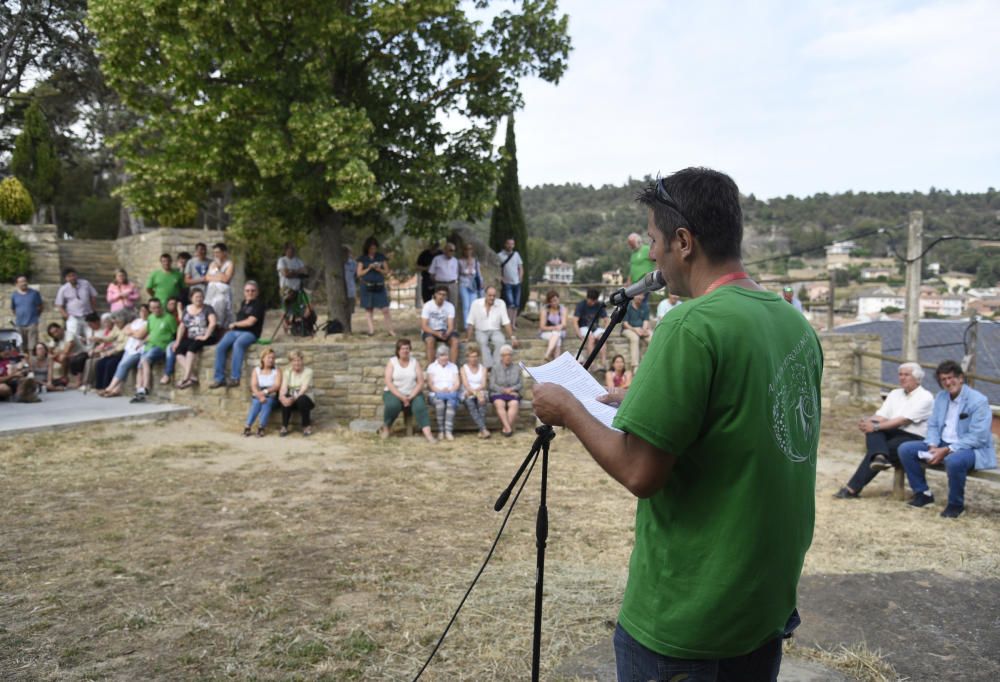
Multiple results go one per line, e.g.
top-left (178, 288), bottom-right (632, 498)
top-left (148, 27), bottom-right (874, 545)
top-left (785, 640), bottom-right (906, 681)
top-left (1, 406), bottom-right (997, 680)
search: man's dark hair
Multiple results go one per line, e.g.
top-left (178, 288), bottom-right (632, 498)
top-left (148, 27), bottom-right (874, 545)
top-left (636, 167), bottom-right (743, 263)
top-left (14, 274), bottom-right (27, 283)
top-left (434, 284), bottom-right (449, 296)
top-left (935, 360), bottom-right (964, 384)
top-left (84, 312), bottom-right (100, 323)
top-left (213, 242), bottom-right (227, 252)
top-left (47, 322), bottom-right (62, 334)
top-left (177, 251), bottom-right (192, 261)
top-left (148, 297), bottom-right (162, 306)
top-left (62, 267), bottom-right (77, 278)
top-left (160, 252), bottom-right (172, 261)
top-left (586, 288), bottom-right (599, 300)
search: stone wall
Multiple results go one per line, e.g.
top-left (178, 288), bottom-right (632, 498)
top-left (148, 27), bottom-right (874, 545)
top-left (817, 332), bottom-right (882, 408)
top-left (106, 329), bottom-right (888, 433)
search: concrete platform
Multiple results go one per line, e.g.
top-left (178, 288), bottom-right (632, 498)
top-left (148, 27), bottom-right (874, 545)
top-left (0, 390), bottom-right (192, 436)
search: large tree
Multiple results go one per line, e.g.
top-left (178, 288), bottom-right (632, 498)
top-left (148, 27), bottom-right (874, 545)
top-left (88, 0), bottom-right (570, 329)
top-left (489, 114), bottom-right (528, 307)
top-left (10, 99), bottom-right (60, 223)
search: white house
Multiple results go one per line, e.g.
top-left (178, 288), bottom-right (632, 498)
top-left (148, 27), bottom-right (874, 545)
top-left (920, 294), bottom-right (965, 317)
top-left (856, 286), bottom-right (904, 319)
top-left (543, 259), bottom-right (574, 284)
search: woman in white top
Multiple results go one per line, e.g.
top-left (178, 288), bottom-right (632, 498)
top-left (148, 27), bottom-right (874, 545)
top-left (381, 338), bottom-right (435, 442)
top-left (99, 305), bottom-right (149, 397)
top-left (460, 343), bottom-right (491, 438)
top-left (244, 348), bottom-right (282, 437)
top-left (205, 242), bottom-right (235, 329)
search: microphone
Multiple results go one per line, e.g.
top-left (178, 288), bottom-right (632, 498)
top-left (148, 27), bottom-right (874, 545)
top-left (609, 270), bottom-right (665, 306)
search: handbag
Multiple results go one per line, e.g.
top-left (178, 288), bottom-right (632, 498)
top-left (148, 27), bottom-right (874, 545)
top-left (473, 259), bottom-right (483, 292)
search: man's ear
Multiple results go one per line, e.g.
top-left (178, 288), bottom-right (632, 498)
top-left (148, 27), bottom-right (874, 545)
top-left (674, 227), bottom-right (695, 260)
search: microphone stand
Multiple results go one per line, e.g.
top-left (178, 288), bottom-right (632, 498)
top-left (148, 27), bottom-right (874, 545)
top-left (495, 292), bottom-right (631, 682)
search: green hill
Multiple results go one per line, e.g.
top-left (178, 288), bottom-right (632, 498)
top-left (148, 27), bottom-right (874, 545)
top-left (470, 181), bottom-right (1000, 286)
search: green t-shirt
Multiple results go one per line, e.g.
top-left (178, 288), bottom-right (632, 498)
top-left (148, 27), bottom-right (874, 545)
top-left (612, 286), bottom-right (822, 658)
top-left (629, 245), bottom-right (654, 284)
top-left (145, 312), bottom-right (178, 350)
top-left (145, 269), bottom-right (184, 305)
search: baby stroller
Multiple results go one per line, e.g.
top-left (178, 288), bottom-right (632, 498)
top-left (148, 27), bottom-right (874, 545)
top-left (0, 328), bottom-right (24, 353)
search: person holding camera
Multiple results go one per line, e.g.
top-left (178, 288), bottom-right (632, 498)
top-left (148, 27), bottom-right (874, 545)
top-left (356, 235), bottom-right (394, 337)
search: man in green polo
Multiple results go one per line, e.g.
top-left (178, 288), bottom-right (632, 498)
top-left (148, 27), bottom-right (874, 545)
top-left (533, 167), bottom-right (822, 680)
top-left (627, 232), bottom-right (655, 284)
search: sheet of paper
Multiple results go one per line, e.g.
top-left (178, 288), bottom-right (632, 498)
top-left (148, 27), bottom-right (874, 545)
top-left (917, 450), bottom-right (932, 462)
top-left (522, 351), bottom-right (621, 431)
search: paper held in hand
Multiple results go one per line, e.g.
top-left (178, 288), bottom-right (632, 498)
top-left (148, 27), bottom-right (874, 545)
top-left (521, 352), bottom-right (621, 431)
top-left (917, 450), bottom-right (933, 462)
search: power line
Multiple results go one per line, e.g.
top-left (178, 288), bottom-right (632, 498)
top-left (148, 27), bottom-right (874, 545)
top-left (887, 233), bottom-right (999, 264)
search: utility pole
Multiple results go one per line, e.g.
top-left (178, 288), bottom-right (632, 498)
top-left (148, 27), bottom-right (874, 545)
top-left (965, 313), bottom-right (978, 386)
top-left (902, 210), bottom-right (923, 361)
top-left (827, 271), bottom-right (836, 331)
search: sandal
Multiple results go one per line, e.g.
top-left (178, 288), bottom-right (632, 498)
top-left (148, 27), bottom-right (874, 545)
top-left (279, 427), bottom-right (289, 437)
top-left (256, 427), bottom-right (265, 438)
top-left (243, 426), bottom-right (252, 437)
top-left (303, 427), bottom-right (313, 437)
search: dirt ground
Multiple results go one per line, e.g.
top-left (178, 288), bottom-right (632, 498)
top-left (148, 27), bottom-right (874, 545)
top-left (1, 409), bottom-right (998, 680)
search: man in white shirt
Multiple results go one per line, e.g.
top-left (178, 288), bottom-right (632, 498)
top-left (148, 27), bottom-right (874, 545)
top-left (428, 243), bottom-right (460, 325)
top-left (465, 285), bottom-right (518, 369)
top-left (655, 293), bottom-right (681, 322)
top-left (497, 237), bottom-right (523, 328)
top-left (420, 285), bottom-right (458, 364)
top-left (276, 242), bottom-right (308, 303)
top-left (834, 362), bottom-right (934, 499)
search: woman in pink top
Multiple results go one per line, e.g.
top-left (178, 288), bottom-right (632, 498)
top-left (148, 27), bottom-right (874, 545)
top-left (106, 269), bottom-right (140, 313)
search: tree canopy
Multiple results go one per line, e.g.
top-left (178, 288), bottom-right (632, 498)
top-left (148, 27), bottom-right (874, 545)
top-left (88, 0), bottom-right (571, 328)
top-left (489, 114), bottom-right (528, 305)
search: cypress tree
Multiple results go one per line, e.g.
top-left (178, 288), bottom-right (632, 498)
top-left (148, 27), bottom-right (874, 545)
top-left (10, 100), bottom-right (60, 224)
top-left (489, 114), bottom-right (528, 307)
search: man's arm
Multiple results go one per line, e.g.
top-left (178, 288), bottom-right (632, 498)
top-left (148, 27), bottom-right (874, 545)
top-left (533, 383), bottom-right (676, 498)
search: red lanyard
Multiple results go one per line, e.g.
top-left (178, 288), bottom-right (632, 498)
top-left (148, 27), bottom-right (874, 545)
top-left (704, 271), bottom-right (750, 295)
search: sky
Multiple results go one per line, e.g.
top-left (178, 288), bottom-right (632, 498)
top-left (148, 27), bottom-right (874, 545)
top-left (507, 0), bottom-right (1000, 198)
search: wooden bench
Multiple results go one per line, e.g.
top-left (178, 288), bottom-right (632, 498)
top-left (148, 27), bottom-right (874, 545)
top-left (891, 464), bottom-right (1000, 500)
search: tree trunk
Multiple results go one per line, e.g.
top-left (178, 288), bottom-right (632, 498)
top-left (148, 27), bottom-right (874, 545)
top-left (320, 210), bottom-right (352, 333)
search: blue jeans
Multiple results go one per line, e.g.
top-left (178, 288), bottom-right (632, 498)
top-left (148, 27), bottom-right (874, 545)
top-left (246, 395), bottom-right (276, 428)
top-left (164, 343), bottom-right (177, 377)
top-left (613, 617), bottom-right (792, 682)
top-left (113, 352), bottom-right (142, 382)
top-left (213, 330), bottom-right (258, 382)
top-left (501, 283), bottom-right (521, 310)
top-left (141, 346), bottom-right (166, 367)
top-left (459, 283), bottom-right (479, 328)
top-left (899, 440), bottom-right (977, 507)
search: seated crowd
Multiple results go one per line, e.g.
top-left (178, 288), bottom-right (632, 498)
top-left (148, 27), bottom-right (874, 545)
top-left (835, 359), bottom-right (996, 518)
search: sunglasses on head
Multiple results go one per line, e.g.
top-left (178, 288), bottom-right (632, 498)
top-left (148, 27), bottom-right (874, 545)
top-left (654, 178), bottom-right (695, 231)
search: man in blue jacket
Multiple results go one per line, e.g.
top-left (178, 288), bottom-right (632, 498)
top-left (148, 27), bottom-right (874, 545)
top-left (898, 360), bottom-right (996, 518)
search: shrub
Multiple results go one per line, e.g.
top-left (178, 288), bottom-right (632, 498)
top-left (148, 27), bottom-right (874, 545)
top-left (0, 177), bottom-right (35, 224)
top-left (0, 228), bottom-right (31, 281)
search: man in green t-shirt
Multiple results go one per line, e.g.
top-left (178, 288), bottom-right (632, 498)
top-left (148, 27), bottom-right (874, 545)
top-left (533, 167), bottom-right (822, 680)
top-left (627, 232), bottom-right (655, 284)
top-left (131, 297), bottom-right (178, 403)
top-left (145, 253), bottom-right (184, 305)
